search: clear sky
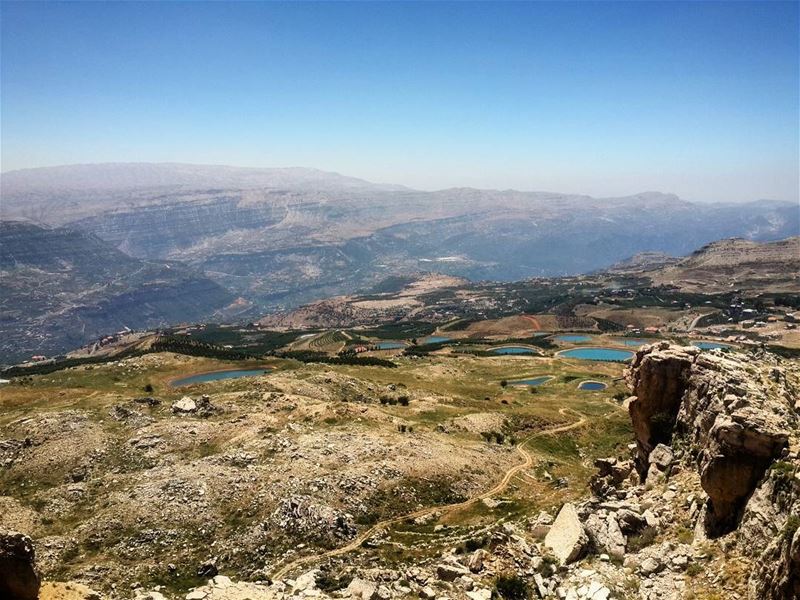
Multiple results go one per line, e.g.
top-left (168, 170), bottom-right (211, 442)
top-left (1, 1), bottom-right (798, 202)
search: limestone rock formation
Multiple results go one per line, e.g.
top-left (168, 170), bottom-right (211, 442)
top-left (626, 342), bottom-right (800, 598)
top-left (626, 342), bottom-right (795, 535)
top-left (544, 503), bottom-right (588, 564)
top-left (0, 530), bottom-right (41, 600)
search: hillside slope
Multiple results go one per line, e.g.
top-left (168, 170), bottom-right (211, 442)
top-left (648, 236), bottom-right (800, 292)
top-left (0, 222), bottom-right (234, 363)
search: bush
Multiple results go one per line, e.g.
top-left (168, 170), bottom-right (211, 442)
top-left (493, 574), bottom-right (529, 600)
top-left (143, 383), bottom-right (154, 393)
top-left (316, 570), bottom-right (353, 592)
top-left (398, 395), bottom-right (410, 406)
top-left (627, 526), bottom-right (658, 551)
top-left (465, 536), bottom-right (487, 552)
top-left (685, 563), bottom-right (703, 577)
top-left (783, 515), bottom-right (800, 541)
top-left (500, 380), bottom-right (508, 388)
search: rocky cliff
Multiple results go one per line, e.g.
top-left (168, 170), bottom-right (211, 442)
top-left (626, 343), bottom-right (799, 598)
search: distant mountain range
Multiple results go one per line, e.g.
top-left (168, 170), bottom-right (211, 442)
top-left (0, 163), bottom-right (797, 362)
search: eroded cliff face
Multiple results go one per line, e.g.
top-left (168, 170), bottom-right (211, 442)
top-left (627, 343), bottom-right (795, 535)
top-left (626, 343), bottom-right (800, 598)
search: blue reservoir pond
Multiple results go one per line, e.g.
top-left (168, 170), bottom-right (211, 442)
top-left (692, 341), bottom-right (731, 350)
top-left (374, 341), bottom-right (407, 350)
top-left (510, 376), bottom-right (554, 386)
top-left (578, 381), bottom-right (607, 391)
top-left (554, 334), bottom-right (592, 343)
top-left (558, 347), bottom-right (634, 362)
top-left (492, 346), bottom-right (537, 355)
top-left (422, 336), bottom-right (451, 344)
top-left (171, 368), bottom-right (271, 387)
top-left (612, 338), bottom-right (653, 347)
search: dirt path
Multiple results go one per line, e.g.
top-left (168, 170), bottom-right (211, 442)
top-left (521, 314), bottom-right (542, 331)
top-left (270, 408), bottom-right (588, 580)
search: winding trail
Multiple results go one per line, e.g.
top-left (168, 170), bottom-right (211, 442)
top-left (270, 408), bottom-right (588, 580)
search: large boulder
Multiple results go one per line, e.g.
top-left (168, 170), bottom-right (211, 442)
top-left (171, 396), bottom-right (197, 414)
top-left (584, 512), bottom-right (626, 558)
top-left (544, 503), bottom-right (588, 564)
top-left (0, 530), bottom-right (40, 600)
top-left (346, 577), bottom-right (377, 600)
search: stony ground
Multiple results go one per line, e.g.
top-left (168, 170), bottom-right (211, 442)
top-left (3, 344), bottom-right (796, 600)
top-left (1, 350), bottom-right (631, 598)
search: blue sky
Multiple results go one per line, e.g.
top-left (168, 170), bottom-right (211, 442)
top-left (1, 1), bottom-right (798, 202)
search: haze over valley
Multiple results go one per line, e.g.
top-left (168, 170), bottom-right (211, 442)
top-left (2, 163), bottom-right (797, 361)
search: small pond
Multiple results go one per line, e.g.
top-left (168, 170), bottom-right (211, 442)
top-left (422, 336), bottom-right (451, 344)
top-left (492, 346), bottom-right (537, 355)
top-left (171, 368), bottom-right (271, 387)
top-left (554, 334), bottom-right (592, 343)
top-left (557, 347), bottom-right (634, 362)
top-left (374, 341), bottom-right (407, 350)
top-left (612, 338), bottom-right (653, 347)
top-left (510, 375), bottom-right (554, 386)
top-left (578, 381), bottom-right (607, 391)
top-left (692, 341), bottom-right (731, 350)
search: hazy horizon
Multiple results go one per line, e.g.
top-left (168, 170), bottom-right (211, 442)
top-left (2, 160), bottom-right (799, 205)
top-left (2, 1), bottom-right (799, 203)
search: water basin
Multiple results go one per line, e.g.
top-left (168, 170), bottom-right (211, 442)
top-left (492, 346), bottom-right (537, 355)
top-left (510, 376), bottom-right (554, 386)
top-left (554, 334), bottom-right (592, 343)
top-left (578, 380), bottom-right (607, 391)
top-left (423, 336), bottom-right (451, 344)
top-left (171, 368), bottom-right (271, 387)
top-left (612, 338), bottom-right (654, 347)
top-left (557, 347), bottom-right (634, 362)
top-left (374, 341), bottom-right (406, 350)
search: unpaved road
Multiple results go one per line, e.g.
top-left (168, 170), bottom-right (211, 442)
top-left (271, 408), bottom-right (588, 580)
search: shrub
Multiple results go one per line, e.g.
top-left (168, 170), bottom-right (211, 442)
top-left (493, 574), bottom-right (529, 600)
top-left (316, 570), bottom-right (353, 592)
top-left (783, 515), bottom-right (800, 541)
top-left (627, 526), bottom-right (658, 551)
top-left (465, 536), bottom-right (487, 552)
top-left (143, 383), bottom-right (154, 393)
top-left (398, 396), bottom-right (410, 406)
top-left (500, 380), bottom-right (508, 388)
top-left (685, 563), bottom-right (703, 577)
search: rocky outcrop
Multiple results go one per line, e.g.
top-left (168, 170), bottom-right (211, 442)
top-left (271, 495), bottom-right (357, 544)
top-left (626, 343), bottom-right (795, 535)
top-left (626, 343), bottom-right (800, 599)
top-left (0, 530), bottom-right (41, 600)
top-left (626, 344), bottom-right (693, 477)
